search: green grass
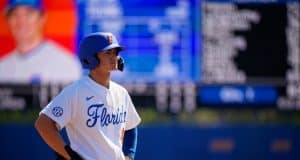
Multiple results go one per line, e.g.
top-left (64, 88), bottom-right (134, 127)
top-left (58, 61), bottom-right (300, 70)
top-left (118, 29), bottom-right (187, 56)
top-left (1, 107), bottom-right (300, 125)
top-left (0, 109), bottom-right (40, 124)
top-left (138, 107), bottom-right (300, 125)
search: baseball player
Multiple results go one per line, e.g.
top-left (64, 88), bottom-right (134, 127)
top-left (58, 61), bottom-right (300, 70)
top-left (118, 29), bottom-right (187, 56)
top-left (35, 32), bottom-right (141, 160)
top-left (0, 0), bottom-right (81, 84)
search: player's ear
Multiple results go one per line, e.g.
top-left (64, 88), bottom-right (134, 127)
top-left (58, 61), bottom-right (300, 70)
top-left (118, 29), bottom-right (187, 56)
top-left (94, 52), bottom-right (101, 64)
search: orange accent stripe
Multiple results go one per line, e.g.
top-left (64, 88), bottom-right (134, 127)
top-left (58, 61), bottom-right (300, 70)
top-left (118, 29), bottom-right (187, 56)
top-left (0, 11), bottom-right (10, 35)
top-left (0, 36), bottom-right (15, 59)
top-left (0, 0), bottom-right (8, 10)
top-left (44, 0), bottom-right (75, 10)
top-left (44, 10), bottom-right (77, 36)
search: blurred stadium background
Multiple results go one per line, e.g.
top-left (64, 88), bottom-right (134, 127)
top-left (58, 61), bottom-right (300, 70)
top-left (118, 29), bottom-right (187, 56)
top-left (0, 0), bottom-right (300, 159)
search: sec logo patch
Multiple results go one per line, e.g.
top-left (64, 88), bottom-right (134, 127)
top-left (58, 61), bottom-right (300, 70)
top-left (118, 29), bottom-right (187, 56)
top-left (52, 106), bottom-right (63, 117)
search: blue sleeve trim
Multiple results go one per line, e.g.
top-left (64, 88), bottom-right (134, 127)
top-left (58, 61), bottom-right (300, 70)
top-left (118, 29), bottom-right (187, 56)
top-left (122, 127), bottom-right (138, 159)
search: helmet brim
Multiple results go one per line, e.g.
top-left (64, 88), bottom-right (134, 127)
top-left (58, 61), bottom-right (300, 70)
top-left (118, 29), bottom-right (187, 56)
top-left (102, 44), bottom-right (125, 52)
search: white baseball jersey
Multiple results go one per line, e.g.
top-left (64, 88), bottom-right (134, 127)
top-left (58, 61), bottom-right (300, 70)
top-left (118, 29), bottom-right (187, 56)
top-left (0, 40), bottom-right (82, 84)
top-left (41, 76), bottom-right (141, 160)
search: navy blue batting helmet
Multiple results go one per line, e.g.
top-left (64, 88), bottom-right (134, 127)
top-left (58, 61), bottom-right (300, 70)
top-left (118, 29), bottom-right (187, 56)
top-left (79, 32), bottom-right (125, 70)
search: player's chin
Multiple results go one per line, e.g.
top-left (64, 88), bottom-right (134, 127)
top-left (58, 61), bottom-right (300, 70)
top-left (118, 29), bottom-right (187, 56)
top-left (114, 63), bottom-right (119, 68)
top-left (109, 65), bottom-right (118, 71)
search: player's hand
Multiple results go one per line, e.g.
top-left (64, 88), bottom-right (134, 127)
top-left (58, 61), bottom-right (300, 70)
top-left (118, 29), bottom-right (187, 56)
top-left (64, 145), bottom-right (83, 160)
top-left (125, 156), bottom-right (132, 160)
top-left (55, 151), bottom-right (67, 160)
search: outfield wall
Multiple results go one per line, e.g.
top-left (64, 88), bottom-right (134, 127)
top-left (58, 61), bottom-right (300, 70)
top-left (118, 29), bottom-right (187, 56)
top-left (0, 124), bottom-right (299, 160)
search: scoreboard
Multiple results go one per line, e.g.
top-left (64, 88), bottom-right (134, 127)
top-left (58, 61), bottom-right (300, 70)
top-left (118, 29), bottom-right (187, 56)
top-left (200, 0), bottom-right (300, 109)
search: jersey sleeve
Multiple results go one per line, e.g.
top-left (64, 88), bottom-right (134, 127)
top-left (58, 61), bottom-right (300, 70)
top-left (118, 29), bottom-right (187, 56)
top-left (125, 92), bottom-right (141, 130)
top-left (40, 87), bottom-right (75, 129)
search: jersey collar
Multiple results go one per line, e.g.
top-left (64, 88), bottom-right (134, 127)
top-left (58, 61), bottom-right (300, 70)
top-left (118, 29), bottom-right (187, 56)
top-left (85, 76), bottom-right (111, 92)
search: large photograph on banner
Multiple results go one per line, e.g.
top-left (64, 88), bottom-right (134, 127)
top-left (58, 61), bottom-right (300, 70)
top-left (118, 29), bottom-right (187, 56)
top-left (0, 0), bottom-right (81, 84)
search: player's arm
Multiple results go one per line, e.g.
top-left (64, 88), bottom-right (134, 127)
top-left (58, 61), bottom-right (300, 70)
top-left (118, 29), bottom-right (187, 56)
top-left (35, 113), bottom-right (71, 160)
top-left (123, 127), bottom-right (138, 160)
